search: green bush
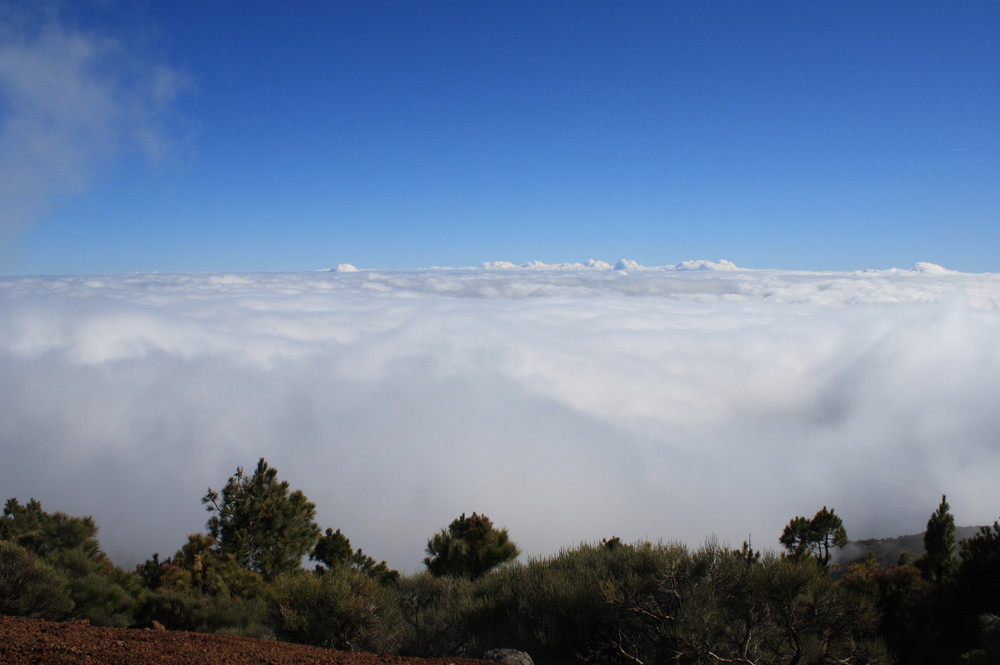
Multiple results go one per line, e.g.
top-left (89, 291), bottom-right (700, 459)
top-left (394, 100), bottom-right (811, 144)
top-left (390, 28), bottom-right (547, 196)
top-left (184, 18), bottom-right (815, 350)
top-left (747, 556), bottom-right (887, 664)
top-left (270, 568), bottom-right (401, 652)
top-left (47, 548), bottom-right (137, 626)
top-left (2, 497), bottom-right (140, 626)
top-left (142, 533), bottom-right (267, 598)
top-left (471, 541), bottom-right (888, 665)
top-left (0, 540), bottom-right (74, 620)
top-left (473, 541), bottom-right (689, 665)
top-left (135, 588), bottom-right (272, 636)
top-left (395, 572), bottom-right (477, 657)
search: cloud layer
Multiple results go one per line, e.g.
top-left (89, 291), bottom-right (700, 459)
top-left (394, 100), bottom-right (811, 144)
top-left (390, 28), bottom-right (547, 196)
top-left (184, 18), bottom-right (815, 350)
top-left (3, 262), bottom-right (1000, 569)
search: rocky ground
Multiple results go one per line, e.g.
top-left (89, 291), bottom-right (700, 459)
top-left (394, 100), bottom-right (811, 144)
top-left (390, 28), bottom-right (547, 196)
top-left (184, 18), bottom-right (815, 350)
top-left (0, 615), bottom-right (495, 665)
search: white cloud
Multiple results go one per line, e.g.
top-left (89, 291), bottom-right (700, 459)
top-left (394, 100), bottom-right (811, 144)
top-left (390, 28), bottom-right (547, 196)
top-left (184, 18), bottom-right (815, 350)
top-left (2, 263), bottom-right (1000, 570)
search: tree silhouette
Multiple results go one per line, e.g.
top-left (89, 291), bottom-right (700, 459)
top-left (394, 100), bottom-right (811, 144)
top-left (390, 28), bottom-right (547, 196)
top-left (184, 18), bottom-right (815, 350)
top-left (311, 528), bottom-right (398, 584)
top-left (779, 506), bottom-right (847, 568)
top-left (917, 495), bottom-right (957, 583)
top-left (203, 458), bottom-right (320, 580)
top-left (424, 512), bottom-right (519, 579)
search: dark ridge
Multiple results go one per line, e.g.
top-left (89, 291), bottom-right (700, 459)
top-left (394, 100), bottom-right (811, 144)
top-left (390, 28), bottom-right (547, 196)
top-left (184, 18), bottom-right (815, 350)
top-left (835, 525), bottom-right (983, 569)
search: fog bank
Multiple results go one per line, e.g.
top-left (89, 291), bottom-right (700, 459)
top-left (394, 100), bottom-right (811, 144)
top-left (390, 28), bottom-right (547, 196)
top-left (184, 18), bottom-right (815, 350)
top-left (3, 261), bottom-right (999, 569)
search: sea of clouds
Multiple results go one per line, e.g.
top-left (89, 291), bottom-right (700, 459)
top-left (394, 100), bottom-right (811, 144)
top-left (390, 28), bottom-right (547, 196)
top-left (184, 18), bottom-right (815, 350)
top-left (3, 259), bottom-right (1000, 569)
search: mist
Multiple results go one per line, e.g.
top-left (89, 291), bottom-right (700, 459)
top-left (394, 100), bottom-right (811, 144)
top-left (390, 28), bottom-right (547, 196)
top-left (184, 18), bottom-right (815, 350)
top-left (2, 261), bottom-right (1000, 570)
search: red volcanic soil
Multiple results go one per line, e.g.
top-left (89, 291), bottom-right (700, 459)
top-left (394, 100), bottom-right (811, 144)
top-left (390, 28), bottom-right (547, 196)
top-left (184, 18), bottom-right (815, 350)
top-left (0, 615), bottom-right (494, 665)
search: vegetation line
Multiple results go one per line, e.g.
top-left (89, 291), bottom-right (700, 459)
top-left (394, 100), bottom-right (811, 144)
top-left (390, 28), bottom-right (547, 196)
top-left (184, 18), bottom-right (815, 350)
top-left (3, 460), bottom-right (999, 664)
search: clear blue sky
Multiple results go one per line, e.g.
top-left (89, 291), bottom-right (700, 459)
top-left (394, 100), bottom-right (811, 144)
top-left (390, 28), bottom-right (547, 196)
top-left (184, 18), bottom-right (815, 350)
top-left (2, 1), bottom-right (998, 275)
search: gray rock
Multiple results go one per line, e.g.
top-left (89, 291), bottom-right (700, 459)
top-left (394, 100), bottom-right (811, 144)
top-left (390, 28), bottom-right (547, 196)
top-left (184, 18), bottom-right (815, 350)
top-left (483, 648), bottom-right (534, 665)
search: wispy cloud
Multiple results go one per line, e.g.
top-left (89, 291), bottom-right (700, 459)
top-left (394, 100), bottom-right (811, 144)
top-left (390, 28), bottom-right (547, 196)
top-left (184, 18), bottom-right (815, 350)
top-left (2, 262), bottom-right (999, 568)
top-left (0, 4), bottom-right (187, 241)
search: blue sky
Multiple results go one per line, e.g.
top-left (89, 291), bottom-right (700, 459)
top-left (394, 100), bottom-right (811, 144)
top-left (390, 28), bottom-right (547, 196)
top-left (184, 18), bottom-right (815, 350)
top-left (2, 1), bottom-right (999, 275)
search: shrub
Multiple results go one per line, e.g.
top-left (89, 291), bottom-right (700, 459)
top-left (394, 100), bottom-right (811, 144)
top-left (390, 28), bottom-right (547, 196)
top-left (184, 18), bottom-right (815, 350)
top-left (748, 556), bottom-right (886, 664)
top-left (2, 497), bottom-right (139, 626)
top-left (0, 540), bottom-right (74, 619)
top-left (472, 541), bottom-right (889, 665)
top-left (145, 533), bottom-right (267, 598)
top-left (395, 572), bottom-right (477, 656)
top-left (47, 547), bottom-right (137, 626)
top-left (270, 568), bottom-right (401, 652)
top-left (473, 541), bottom-right (689, 665)
top-left (135, 588), bottom-right (271, 636)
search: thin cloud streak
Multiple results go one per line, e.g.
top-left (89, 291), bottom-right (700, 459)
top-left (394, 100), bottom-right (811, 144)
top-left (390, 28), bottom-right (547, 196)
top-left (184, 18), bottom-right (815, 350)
top-left (0, 4), bottom-right (186, 242)
top-left (2, 262), bottom-right (1000, 569)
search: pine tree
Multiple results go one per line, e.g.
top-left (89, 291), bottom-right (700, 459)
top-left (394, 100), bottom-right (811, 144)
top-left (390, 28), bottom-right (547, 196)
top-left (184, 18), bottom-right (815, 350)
top-left (779, 506), bottom-right (847, 568)
top-left (311, 528), bottom-right (399, 584)
top-left (1, 498), bottom-right (103, 560)
top-left (424, 512), bottom-right (519, 579)
top-left (202, 458), bottom-right (320, 580)
top-left (917, 494), bottom-right (957, 583)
